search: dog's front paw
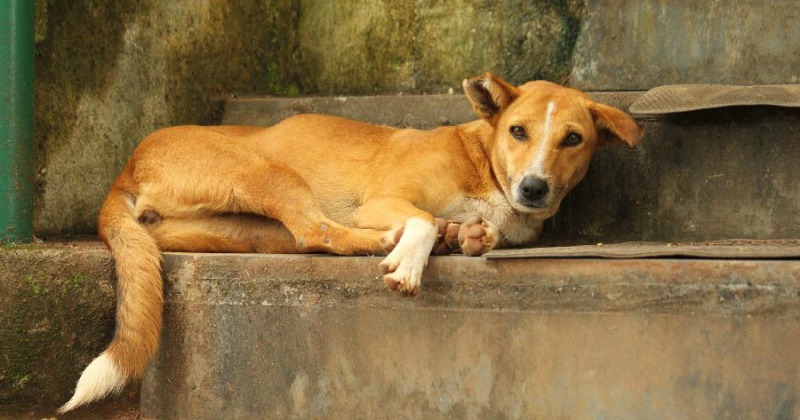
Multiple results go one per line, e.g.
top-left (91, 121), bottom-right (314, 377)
top-left (379, 256), bottom-right (422, 297)
top-left (377, 217), bottom-right (437, 296)
top-left (458, 216), bottom-right (500, 256)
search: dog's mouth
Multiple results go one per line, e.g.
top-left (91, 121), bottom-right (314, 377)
top-left (512, 199), bottom-right (553, 214)
top-left (508, 182), bottom-right (565, 216)
top-left (517, 200), bottom-right (548, 210)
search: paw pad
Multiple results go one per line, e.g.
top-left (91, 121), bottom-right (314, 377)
top-left (431, 218), bottom-right (461, 255)
top-left (457, 216), bottom-right (498, 256)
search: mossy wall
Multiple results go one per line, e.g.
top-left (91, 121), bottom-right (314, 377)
top-left (295, 0), bottom-right (582, 94)
top-left (34, 0), bottom-right (301, 235)
top-left (33, 0), bottom-right (583, 236)
top-left (32, 1), bottom-right (800, 235)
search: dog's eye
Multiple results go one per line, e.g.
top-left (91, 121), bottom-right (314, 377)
top-left (509, 125), bottom-right (527, 140)
top-left (561, 132), bottom-right (582, 147)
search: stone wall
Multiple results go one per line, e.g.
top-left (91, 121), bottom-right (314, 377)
top-left (33, 1), bottom-right (800, 235)
top-left (570, 0), bottom-right (800, 90)
top-left (34, 0), bottom-right (299, 235)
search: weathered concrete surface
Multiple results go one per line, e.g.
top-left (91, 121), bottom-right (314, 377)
top-left (223, 92), bottom-right (640, 128)
top-left (140, 253), bottom-right (800, 419)
top-left (223, 93), bottom-right (800, 243)
top-left (1, 244), bottom-right (798, 416)
top-left (0, 243), bottom-right (115, 407)
top-left (295, 0), bottom-right (583, 94)
top-left (223, 94), bottom-right (477, 129)
top-left (0, 398), bottom-right (141, 420)
top-left (571, 0), bottom-right (800, 90)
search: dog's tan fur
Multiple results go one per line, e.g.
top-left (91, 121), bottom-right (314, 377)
top-left (60, 73), bottom-right (642, 412)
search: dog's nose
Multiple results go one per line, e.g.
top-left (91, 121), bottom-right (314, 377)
top-left (518, 176), bottom-right (549, 204)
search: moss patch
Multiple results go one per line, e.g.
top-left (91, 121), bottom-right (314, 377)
top-left (34, 0), bottom-right (300, 236)
top-left (0, 246), bottom-right (115, 406)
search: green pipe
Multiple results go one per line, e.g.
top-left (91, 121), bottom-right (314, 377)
top-left (0, 0), bottom-right (35, 243)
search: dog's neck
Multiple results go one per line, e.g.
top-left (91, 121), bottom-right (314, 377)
top-left (457, 118), bottom-right (495, 150)
top-left (456, 119), bottom-right (504, 192)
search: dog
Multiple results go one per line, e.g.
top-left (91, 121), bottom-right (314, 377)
top-left (59, 73), bottom-right (642, 412)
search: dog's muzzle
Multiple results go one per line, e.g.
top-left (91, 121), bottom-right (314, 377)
top-left (516, 175), bottom-right (550, 208)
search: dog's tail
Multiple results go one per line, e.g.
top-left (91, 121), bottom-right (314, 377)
top-left (59, 186), bottom-right (163, 413)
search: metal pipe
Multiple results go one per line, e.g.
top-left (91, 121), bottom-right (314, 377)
top-left (0, 0), bottom-right (35, 243)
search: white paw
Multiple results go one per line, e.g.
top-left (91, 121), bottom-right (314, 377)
top-left (378, 217), bottom-right (437, 296)
top-left (380, 256), bottom-right (423, 296)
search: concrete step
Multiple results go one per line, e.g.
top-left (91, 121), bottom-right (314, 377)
top-left (0, 243), bottom-right (144, 419)
top-left (140, 252), bottom-right (800, 419)
top-left (3, 243), bottom-right (799, 418)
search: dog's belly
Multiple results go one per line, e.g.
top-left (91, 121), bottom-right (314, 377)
top-left (319, 197), bottom-right (360, 226)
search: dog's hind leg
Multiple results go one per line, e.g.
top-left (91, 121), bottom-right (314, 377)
top-left (143, 213), bottom-right (301, 254)
top-left (135, 160), bottom-right (398, 256)
top-left (132, 130), bottom-right (398, 256)
top-left (222, 164), bottom-right (399, 256)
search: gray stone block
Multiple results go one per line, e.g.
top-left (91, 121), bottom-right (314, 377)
top-left (140, 252), bottom-right (800, 419)
top-left (571, 1), bottom-right (800, 90)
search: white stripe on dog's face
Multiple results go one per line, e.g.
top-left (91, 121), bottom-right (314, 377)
top-left (527, 100), bottom-right (557, 178)
top-left (495, 82), bottom-right (603, 216)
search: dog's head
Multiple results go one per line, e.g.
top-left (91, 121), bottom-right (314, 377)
top-left (463, 73), bottom-right (643, 218)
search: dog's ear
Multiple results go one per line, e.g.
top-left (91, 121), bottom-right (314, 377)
top-left (462, 73), bottom-right (520, 121)
top-left (590, 102), bottom-right (643, 148)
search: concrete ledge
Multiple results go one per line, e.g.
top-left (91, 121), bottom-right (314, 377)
top-left (141, 252), bottom-right (800, 419)
top-left (0, 243), bottom-right (114, 408)
top-left (221, 92), bottom-right (641, 129)
top-left (157, 252), bottom-right (799, 317)
top-left (3, 245), bottom-right (798, 417)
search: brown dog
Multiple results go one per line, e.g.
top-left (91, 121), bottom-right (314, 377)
top-left (60, 73), bottom-right (642, 412)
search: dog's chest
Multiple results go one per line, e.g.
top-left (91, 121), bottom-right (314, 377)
top-left (442, 191), bottom-right (541, 245)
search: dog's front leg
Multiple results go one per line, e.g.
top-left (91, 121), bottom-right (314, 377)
top-left (353, 197), bottom-right (439, 296)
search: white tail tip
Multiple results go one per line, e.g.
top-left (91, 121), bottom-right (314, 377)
top-left (59, 352), bottom-right (127, 413)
